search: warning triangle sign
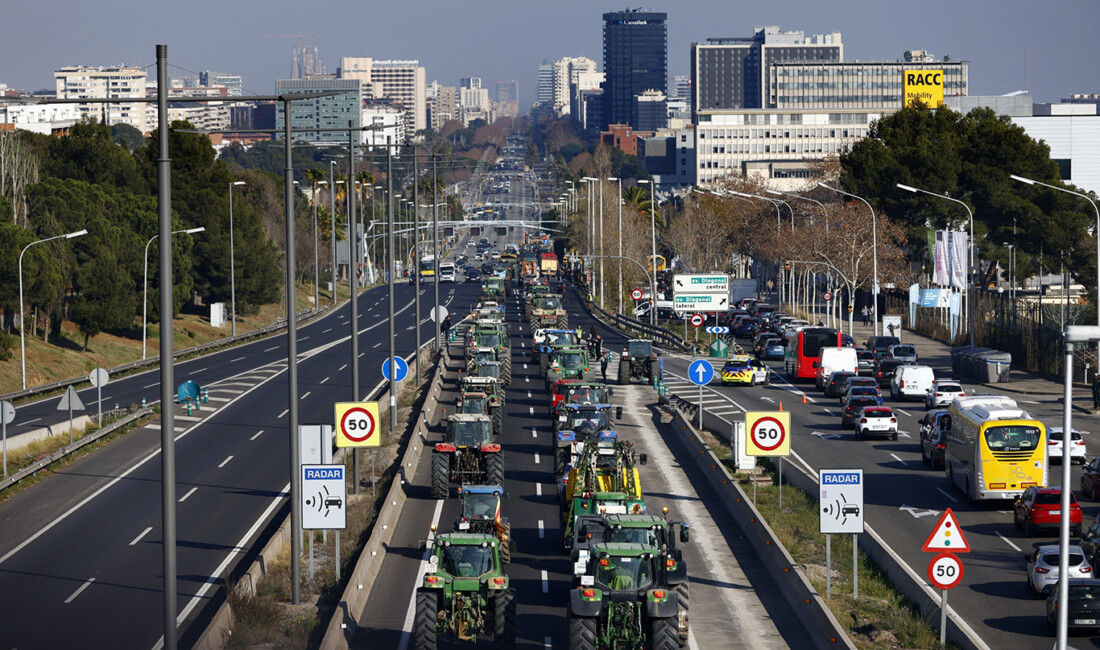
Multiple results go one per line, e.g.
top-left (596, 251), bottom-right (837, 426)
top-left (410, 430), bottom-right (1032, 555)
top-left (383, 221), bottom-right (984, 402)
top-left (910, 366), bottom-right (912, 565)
top-left (57, 386), bottom-right (85, 411)
top-left (921, 508), bottom-right (970, 553)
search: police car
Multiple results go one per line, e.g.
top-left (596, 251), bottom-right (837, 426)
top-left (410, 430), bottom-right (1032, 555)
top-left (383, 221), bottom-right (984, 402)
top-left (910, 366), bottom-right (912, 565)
top-left (720, 355), bottom-right (769, 386)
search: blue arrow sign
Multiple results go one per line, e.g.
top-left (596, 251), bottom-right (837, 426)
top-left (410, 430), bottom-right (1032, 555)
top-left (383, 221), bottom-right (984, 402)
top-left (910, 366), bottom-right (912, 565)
top-left (382, 357), bottom-right (409, 382)
top-left (705, 326), bottom-right (730, 334)
top-left (687, 359), bottom-right (714, 385)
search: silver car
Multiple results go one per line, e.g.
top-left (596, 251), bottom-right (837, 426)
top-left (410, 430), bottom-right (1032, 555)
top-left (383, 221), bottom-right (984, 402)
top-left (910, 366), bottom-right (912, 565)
top-left (925, 380), bottom-right (966, 409)
top-left (1026, 544), bottom-right (1094, 598)
top-left (888, 344), bottom-right (918, 363)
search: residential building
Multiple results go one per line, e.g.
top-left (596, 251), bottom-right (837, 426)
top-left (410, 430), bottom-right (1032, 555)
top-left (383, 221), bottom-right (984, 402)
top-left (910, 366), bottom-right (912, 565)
top-left (200, 71), bottom-right (243, 96)
top-left (54, 65), bottom-right (149, 132)
top-left (670, 74), bottom-right (692, 111)
top-left (0, 102), bottom-right (79, 135)
top-left (275, 77), bottom-right (361, 144)
top-left (550, 57), bottom-right (597, 115)
top-left (634, 90), bottom-right (667, 132)
top-left (460, 85), bottom-right (492, 126)
top-left (362, 103), bottom-right (406, 148)
top-left (602, 9), bottom-right (667, 130)
top-left (600, 123), bottom-right (652, 157)
top-left (570, 68), bottom-right (604, 121)
top-left (578, 88), bottom-right (604, 140)
top-left (429, 82), bottom-right (459, 129)
top-left (338, 57), bottom-right (427, 136)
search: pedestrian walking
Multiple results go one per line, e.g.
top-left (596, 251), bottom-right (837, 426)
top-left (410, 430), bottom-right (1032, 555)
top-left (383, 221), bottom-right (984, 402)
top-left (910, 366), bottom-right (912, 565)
top-left (861, 306), bottom-right (869, 326)
top-left (600, 351), bottom-right (609, 381)
top-left (440, 315), bottom-right (452, 345)
top-left (657, 351), bottom-right (664, 382)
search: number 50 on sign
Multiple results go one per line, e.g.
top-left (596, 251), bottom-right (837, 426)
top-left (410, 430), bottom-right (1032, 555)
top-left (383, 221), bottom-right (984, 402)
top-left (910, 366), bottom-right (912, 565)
top-left (334, 401), bottom-right (381, 448)
top-left (744, 411), bottom-right (791, 457)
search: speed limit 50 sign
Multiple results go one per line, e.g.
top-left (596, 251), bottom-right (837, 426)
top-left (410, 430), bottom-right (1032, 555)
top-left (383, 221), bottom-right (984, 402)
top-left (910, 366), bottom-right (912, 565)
top-left (927, 552), bottom-right (964, 590)
top-left (334, 402), bottom-right (381, 448)
top-left (744, 411), bottom-right (791, 457)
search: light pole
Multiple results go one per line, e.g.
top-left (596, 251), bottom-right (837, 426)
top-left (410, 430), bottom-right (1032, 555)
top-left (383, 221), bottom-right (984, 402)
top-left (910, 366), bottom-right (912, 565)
top-left (229, 181), bottom-right (245, 337)
top-left (820, 183), bottom-right (880, 336)
top-left (607, 177), bottom-right (623, 314)
top-left (599, 179), bottom-right (605, 307)
top-left (638, 179), bottom-right (659, 327)
top-left (314, 181), bottom-right (327, 307)
top-left (1012, 174), bottom-right (1100, 326)
top-left (582, 177), bottom-right (597, 284)
top-left (19, 229), bottom-right (88, 389)
top-left (329, 162), bottom-right (339, 304)
top-left (143, 227), bottom-right (205, 360)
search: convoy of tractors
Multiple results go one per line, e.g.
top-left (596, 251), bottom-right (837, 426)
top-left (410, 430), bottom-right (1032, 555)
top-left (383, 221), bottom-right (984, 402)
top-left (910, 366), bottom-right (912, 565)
top-left (414, 239), bottom-right (691, 650)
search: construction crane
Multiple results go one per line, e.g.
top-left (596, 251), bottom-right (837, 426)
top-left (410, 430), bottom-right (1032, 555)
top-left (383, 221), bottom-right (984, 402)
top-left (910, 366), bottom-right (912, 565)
top-left (260, 33), bottom-right (319, 78)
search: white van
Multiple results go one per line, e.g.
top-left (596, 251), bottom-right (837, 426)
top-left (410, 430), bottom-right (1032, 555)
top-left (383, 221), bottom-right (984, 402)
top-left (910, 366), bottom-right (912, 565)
top-left (891, 364), bottom-right (935, 401)
top-left (815, 346), bottom-right (858, 390)
top-left (438, 263), bottom-right (456, 282)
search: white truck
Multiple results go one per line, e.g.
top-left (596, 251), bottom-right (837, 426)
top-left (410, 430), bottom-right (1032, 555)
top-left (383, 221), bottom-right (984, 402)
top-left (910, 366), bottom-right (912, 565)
top-left (439, 262), bottom-right (456, 282)
top-left (729, 278), bottom-right (757, 306)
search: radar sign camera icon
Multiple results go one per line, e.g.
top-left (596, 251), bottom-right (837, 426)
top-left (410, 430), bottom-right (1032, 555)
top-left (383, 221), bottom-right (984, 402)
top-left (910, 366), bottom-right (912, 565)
top-left (305, 485), bottom-right (342, 517)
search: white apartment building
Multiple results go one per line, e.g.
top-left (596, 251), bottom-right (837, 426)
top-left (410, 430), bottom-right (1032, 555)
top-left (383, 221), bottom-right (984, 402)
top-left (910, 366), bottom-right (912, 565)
top-left (460, 86), bottom-right (491, 126)
top-left (339, 57), bottom-right (427, 137)
top-left (0, 102), bottom-right (79, 134)
top-left (552, 56), bottom-right (597, 115)
top-left (362, 104), bottom-right (406, 148)
top-left (54, 65), bottom-right (148, 132)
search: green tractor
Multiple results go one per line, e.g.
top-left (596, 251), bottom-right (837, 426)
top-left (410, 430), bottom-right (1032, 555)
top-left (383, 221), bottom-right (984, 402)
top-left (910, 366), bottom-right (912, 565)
top-left (528, 293), bottom-right (569, 329)
top-left (571, 512), bottom-right (692, 646)
top-left (466, 346), bottom-right (511, 379)
top-left (545, 346), bottom-right (594, 388)
top-left (567, 543), bottom-right (681, 650)
top-left (618, 339), bottom-right (659, 385)
top-left (465, 324), bottom-right (509, 361)
top-left (414, 531), bottom-right (516, 649)
top-left (472, 360), bottom-right (511, 386)
top-left (559, 436), bottom-right (646, 547)
top-left (431, 414), bottom-right (503, 499)
top-left (454, 484), bottom-right (514, 563)
top-left (454, 384), bottom-right (501, 437)
top-left (481, 277), bottom-right (506, 301)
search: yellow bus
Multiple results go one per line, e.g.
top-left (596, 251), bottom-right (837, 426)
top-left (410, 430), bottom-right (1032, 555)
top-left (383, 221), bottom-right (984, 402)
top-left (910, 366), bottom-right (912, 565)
top-left (943, 395), bottom-right (1046, 501)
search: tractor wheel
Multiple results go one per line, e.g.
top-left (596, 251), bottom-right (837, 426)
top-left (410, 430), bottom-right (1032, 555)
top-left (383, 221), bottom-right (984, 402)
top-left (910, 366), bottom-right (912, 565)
top-left (500, 523), bottom-right (513, 564)
top-left (674, 581), bottom-right (691, 647)
top-left (430, 452), bottom-right (449, 500)
top-left (568, 615), bottom-right (598, 650)
top-left (618, 360), bottom-right (630, 385)
top-left (491, 409), bottom-right (503, 438)
top-left (555, 447), bottom-right (569, 476)
top-left (493, 589), bottom-right (517, 649)
top-left (414, 589), bottom-right (439, 650)
top-left (645, 358), bottom-right (655, 382)
top-left (650, 616), bottom-right (679, 650)
top-left (540, 356), bottom-right (549, 377)
top-left (547, 370), bottom-right (562, 390)
top-left (557, 315), bottom-right (569, 329)
top-left (486, 451), bottom-right (505, 486)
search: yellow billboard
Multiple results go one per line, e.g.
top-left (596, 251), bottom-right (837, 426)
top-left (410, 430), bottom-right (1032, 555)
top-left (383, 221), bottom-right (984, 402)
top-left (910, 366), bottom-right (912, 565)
top-left (904, 69), bottom-right (944, 108)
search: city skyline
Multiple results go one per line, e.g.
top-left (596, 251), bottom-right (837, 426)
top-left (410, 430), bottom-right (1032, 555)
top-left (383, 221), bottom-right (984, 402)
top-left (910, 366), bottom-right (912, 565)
top-left (1, 0), bottom-right (1096, 110)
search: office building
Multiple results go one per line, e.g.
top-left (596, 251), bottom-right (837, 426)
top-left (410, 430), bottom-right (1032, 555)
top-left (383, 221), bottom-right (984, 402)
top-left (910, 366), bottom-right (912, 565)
top-left (275, 77), bottom-right (361, 144)
top-left (634, 90), bottom-right (667, 132)
top-left (460, 84), bottom-right (491, 126)
top-left (772, 59), bottom-right (967, 109)
top-left (640, 126), bottom-right (696, 190)
top-left (362, 103), bottom-right (406, 148)
top-left (570, 68), bottom-right (604, 121)
top-left (537, 61), bottom-right (555, 109)
top-left (338, 57), bottom-right (427, 136)
top-left (54, 65), bottom-right (148, 132)
top-left (200, 71), bottom-right (243, 97)
top-left (496, 80), bottom-right (519, 117)
top-left (602, 9), bottom-right (667, 130)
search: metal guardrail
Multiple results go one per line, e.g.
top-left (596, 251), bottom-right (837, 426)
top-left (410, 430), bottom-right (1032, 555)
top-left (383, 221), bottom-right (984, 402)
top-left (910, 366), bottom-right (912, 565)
top-left (586, 299), bottom-right (692, 352)
top-left (0, 407), bottom-right (154, 493)
top-left (1, 306), bottom-right (325, 404)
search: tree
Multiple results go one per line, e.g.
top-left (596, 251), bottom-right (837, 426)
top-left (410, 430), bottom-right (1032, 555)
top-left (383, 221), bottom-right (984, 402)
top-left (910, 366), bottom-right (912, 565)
top-left (70, 230), bottom-right (136, 351)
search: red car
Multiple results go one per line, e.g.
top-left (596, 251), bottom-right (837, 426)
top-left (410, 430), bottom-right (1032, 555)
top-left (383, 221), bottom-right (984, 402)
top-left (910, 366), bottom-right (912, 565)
top-left (1015, 486), bottom-right (1082, 537)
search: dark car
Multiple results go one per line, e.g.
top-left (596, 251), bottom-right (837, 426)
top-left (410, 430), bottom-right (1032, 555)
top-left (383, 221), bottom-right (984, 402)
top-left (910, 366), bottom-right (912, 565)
top-left (753, 333), bottom-right (780, 358)
top-left (874, 358), bottom-right (908, 388)
top-left (841, 334), bottom-right (855, 347)
top-left (465, 268), bottom-right (481, 282)
top-left (735, 317), bottom-right (759, 338)
top-left (1081, 457), bottom-right (1100, 500)
top-left (841, 385), bottom-right (883, 407)
top-left (919, 409), bottom-right (949, 469)
top-left (761, 338), bottom-right (786, 360)
top-left (1015, 486), bottom-right (1083, 537)
top-left (865, 335), bottom-right (901, 359)
top-left (824, 371), bottom-right (857, 398)
top-left (1046, 579), bottom-right (1100, 631)
top-left (841, 396), bottom-right (880, 429)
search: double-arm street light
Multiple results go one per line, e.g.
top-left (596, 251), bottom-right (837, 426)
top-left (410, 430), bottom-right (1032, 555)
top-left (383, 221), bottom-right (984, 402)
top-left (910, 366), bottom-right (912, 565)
top-left (229, 180), bottom-right (246, 337)
top-left (19, 229), bottom-right (88, 389)
top-left (820, 183), bottom-right (880, 336)
top-left (896, 183), bottom-right (976, 347)
top-left (637, 179), bottom-right (659, 327)
top-left (1012, 174), bottom-right (1100, 326)
top-left (143, 227), bottom-right (205, 360)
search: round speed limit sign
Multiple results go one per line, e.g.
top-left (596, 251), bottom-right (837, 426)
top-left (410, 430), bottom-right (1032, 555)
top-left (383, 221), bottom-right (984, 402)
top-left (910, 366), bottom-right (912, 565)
top-left (744, 411), bottom-right (791, 456)
top-left (927, 553), bottom-right (964, 590)
top-left (631, 288), bottom-right (643, 301)
top-left (334, 402), bottom-right (381, 448)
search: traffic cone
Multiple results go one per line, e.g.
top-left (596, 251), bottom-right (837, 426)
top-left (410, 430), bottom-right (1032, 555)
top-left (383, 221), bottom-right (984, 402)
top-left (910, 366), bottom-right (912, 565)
top-left (778, 400), bottom-right (783, 411)
top-left (801, 393), bottom-right (807, 404)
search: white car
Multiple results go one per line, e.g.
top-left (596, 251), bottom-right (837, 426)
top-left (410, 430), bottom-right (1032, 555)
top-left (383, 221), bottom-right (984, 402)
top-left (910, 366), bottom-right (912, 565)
top-left (925, 380), bottom-right (966, 409)
top-left (854, 406), bottom-right (898, 440)
top-left (1048, 427), bottom-right (1087, 464)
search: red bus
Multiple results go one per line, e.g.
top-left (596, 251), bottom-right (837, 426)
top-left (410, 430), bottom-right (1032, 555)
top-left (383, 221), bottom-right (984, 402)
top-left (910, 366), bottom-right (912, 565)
top-left (784, 327), bottom-right (843, 381)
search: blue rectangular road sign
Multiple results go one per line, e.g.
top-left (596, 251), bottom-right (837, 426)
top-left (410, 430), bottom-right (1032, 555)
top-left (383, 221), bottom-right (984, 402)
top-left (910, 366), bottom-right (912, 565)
top-left (819, 468), bottom-right (863, 534)
top-left (304, 466), bottom-right (344, 480)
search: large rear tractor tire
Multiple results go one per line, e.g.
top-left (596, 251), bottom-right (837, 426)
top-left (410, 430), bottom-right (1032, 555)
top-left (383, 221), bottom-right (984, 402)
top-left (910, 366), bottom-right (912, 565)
top-left (414, 589), bottom-right (439, 650)
top-left (486, 451), bottom-right (505, 486)
top-left (493, 589), bottom-right (517, 649)
top-left (500, 523), bottom-right (513, 564)
top-left (491, 409), bottom-right (503, 438)
top-left (674, 581), bottom-right (691, 647)
top-left (430, 452), bottom-right (449, 500)
top-left (618, 360), bottom-right (630, 385)
top-left (539, 356), bottom-right (549, 378)
top-left (569, 615), bottom-right (598, 650)
top-left (651, 616), bottom-right (679, 650)
top-left (557, 315), bottom-right (569, 329)
top-left (555, 446), bottom-right (570, 476)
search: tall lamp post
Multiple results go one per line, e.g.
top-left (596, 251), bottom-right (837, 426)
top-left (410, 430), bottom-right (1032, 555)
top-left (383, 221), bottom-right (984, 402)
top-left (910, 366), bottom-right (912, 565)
top-left (582, 177), bottom-right (598, 283)
top-left (1012, 174), bottom-right (1100, 326)
top-left (607, 177), bottom-right (623, 314)
top-left (20, 229), bottom-right (88, 389)
top-left (638, 179), bottom-right (659, 327)
top-left (820, 183), bottom-right (880, 336)
top-left (143, 227), bottom-right (205, 360)
top-left (896, 183), bottom-right (976, 347)
top-left (329, 162), bottom-right (339, 304)
top-left (229, 181), bottom-right (245, 337)
top-left (314, 181), bottom-right (327, 308)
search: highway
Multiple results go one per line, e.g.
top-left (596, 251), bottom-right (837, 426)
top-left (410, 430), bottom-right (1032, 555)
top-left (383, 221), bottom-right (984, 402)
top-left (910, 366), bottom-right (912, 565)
top-left (655, 313), bottom-right (1098, 648)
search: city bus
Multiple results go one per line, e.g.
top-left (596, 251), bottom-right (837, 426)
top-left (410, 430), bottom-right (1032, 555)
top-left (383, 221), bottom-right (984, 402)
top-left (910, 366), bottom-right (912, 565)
top-left (418, 256), bottom-right (436, 281)
top-left (783, 327), bottom-right (842, 381)
top-left (944, 395), bottom-right (1046, 501)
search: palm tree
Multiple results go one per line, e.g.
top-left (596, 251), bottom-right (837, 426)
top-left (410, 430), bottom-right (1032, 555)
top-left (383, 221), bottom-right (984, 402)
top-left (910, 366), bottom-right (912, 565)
top-left (623, 185), bottom-right (653, 215)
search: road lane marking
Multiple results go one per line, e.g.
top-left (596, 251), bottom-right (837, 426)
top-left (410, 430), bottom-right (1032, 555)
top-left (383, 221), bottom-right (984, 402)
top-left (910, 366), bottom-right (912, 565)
top-left (218, 456), bottom-right (233, 468)
top-left (538, 520), bottom-right (545, 538)
top-left (823, 408), bottom-right (833, 415)
top-left (190, 368), bottom-right (207, 375)
top-left (323, 328), bottom-right (332, 334)
top-left (898, 408), bottom-right (911, 417)
top-left (130, 527), bottom-right (153, 546)
top-left (278, 409), bottom-right (288, 418)
top-left (301, 391), bottom-right (312, 400)
top-left (545, 637), bottom-right (552, 650)
top-left (339, 364), bottom-right (348, 371)
top-left (373, 343), bottom-right (381, 349)
top-left (890, 453), bottom-right (907, 466)
top-left (529, 407), bottom-right (534, 415)
top-left (64, 578), bottom-right (95, 604)
top-left (320, 377), bottom-right (329, 384)
top-left (264, 346), bottom-right (279, 352)
top-left (231, 357), bottom-right (246, 363)
top-left (21, 417), bottom-right (41, 425)
top-left (527, 391), bottom-right (532, 398)
top-left (250, 430), bottom-right (264, 441)
top-left (299, 336), bottom-right (310, 342)
top-left (996, 531), bottom-right (1022, 552)
top-left (179, 487), bottom-right (198, 503)
top-left (536, 483), bottom-right (542, 497)
top-left (541, 570), bottom-right (549, 593)
top-left (534, 452), bottom-right (540, 464)
top-left (142, 381), bottom-right (159, 389)
top-left (525, 377), bottom-right (530, 383)
top-left (936, 487), bottom-right (958, 503)
top-left (359, 353), bottom-right (366, 358)
top-left (523, 364), bottom-right (528, 370)
top-left (397, 500), bottom-right (445, 650)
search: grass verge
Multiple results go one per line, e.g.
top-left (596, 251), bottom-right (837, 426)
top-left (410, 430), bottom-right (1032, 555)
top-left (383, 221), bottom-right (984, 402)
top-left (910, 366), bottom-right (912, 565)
top-left (694, 425), bottom-right (959, 649)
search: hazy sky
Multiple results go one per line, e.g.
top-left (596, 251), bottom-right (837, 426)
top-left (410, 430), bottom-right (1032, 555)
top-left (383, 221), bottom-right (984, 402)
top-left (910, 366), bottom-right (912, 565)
top-left (2, 0), bottom-right (1096, 106)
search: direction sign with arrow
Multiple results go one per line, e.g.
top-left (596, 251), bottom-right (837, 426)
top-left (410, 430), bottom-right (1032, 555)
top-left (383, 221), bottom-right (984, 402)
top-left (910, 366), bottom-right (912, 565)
top-left (687, 360), bottom-right (714, 385)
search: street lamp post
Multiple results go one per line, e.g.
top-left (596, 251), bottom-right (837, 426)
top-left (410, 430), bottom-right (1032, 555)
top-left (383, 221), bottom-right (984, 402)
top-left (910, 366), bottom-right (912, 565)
top-left (19, 229), bottom-right (88, 389)
top-left (599, 179), bottom-right (605, 307)
top-left (329, 162), bottom-right (339, 304)
top-left (143, 227), bottom-right (205, 361)
top-left (314, 181), bottom-right (327, 309)
top-left (638, 179), bottom-right (659, 327)
top-left (229, 181), bottom-right (246, 337)
top-left (582, 177), bottom-right (597, 286)
top-left (820, 183), bottom-right (880, 336)
top-left (608, 177), bottom-right (622, 314)
top-left (896, 183), bottom-right (976, 347)
top-left (1012, 174), bottom-right (1100, 326)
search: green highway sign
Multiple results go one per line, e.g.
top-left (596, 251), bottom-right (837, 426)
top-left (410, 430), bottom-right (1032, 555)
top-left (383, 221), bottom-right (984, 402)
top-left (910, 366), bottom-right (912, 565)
top-left (673, 274), bottom-right (729, 294)
top-left (673, 293), bottom-right (729, 312)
